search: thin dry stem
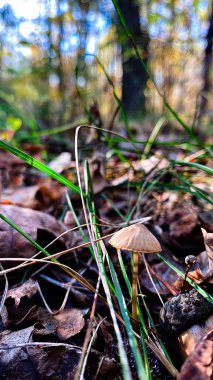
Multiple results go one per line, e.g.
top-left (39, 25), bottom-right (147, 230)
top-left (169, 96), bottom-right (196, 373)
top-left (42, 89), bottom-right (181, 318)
top-left (142, 253), bottom-right (164, 305)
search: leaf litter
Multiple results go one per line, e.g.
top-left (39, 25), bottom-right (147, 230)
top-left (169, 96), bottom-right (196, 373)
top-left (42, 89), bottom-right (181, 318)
top-left (0, 142), bottom-right (212, 379)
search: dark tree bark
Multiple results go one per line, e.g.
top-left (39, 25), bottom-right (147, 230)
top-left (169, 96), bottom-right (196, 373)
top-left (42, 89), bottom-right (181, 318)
top-left (201, 0), bottom-right (213, 113)
top-left (117, 0), bottom-right (149, 117)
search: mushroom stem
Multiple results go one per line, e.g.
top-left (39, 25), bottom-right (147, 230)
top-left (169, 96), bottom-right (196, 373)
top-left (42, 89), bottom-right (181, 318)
top-left (132, 252), bottom-right (139, 331)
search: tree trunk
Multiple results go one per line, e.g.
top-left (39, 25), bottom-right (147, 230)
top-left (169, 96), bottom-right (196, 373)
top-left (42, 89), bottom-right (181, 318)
top-left (201, 0), bottom-right (213, 114)
top-left (117, 0), bottom-right (149, 117)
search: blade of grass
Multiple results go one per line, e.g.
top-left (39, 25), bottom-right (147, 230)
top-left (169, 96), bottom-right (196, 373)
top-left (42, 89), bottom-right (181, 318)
top-left (75, 125), bottom-right (133, 380)
top-left (0, 140), bottom-right (81, 195)
top-left (106, 253), bottom-right (147, 380)
top-left (117, 250), bottom-right (151, 380)
top-left (157, 253), bottom-right (213, 304)
top-left (66, 193), bottom-right (94, 256)
top-left (172, 172), bottom-right (213, 204)
top-left (172, 160), bottom-right (213, 175)
top-left (0, 213), bottom-right (100, 294)
top-left (108, 137), bottom-right (213, 149)
top-left (34, 116), bottom-right (88, 137)
top-left (142, 117), bottom-right (165, 159)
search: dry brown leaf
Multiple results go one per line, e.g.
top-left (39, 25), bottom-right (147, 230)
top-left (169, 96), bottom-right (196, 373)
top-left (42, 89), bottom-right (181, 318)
top-left (139, 155), bottom-right (169, 174)
top-left (1, 185), bottom-right (40, 205)
top-left (201, 228), bottom-right (213, 275)
top-left (0, 204), bottom-right (73, 265)
top-left (6, 279), bottom-right (38, 307)
top-left (173, 268), bottom-right (205, 291)
top-left (48, 152), bottom-right (72, 173)
top-left (0, 149), bottom-right (25, 189)
top-left (0, 326), bottom-right (34, 365)
top-left (2, 182), bottom-right (65, 211)
top-left (178, 327), bottom-right (213, 380)
top-left (170, 212), bottom-right (198, 239)
top-left (199, 211), bottom-right (213, 232)
top-left (88, 154), bottom-right (108, 194)
top-left (159, 204), bottom-right (203, 256)
top-left (54, 308), bottom-right (86, 340)
top-left (179, 315), bottom-right (213, 357)
top-left (0, 336), bottom-right (81, 379)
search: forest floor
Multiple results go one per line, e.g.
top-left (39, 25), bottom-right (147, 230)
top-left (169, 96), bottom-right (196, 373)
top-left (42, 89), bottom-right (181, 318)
top-left (0, 127), bottom-right (212, 380)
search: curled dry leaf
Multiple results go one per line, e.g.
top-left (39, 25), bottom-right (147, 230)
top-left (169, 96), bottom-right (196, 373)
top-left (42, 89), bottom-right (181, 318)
top-left (173, 268), bottom-right (205, 292)
top-left (53, 308), bottom-right (87, 340)
top-left (2, 182), bottom-right (65, 211)
top-left (201, 228), bottom-right (213, 275)
top-left (139, 155), bottom-right (169, 174)
top-left (178, 327), bottom-right (213, 380)
top-left (160, 206), bottom-right (203, 256)
top-left (0, 204), bottom-right (74, 265)
top-left (199, 211), bottom-right (213, 233)
top-left (48, 152), bottom-right (72, 173)
top-left (81, 153), bottom-right (108, 194)
top-left (6, 279), bottom-right (38, 307)
top-left (0, 148), bottom-right (25, 189)
top-left (0, 337), bottom-right (81, 379)
top-left (0, 326), bottom-right (34, 365)
top-left (179, 315), bottom-right (213, 357)
top-left (4, 280), bottom-right (38, 327)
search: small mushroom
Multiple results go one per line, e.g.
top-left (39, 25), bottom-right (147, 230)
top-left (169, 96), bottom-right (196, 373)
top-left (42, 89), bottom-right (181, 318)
top-left (109, 223), bottom-right (162, 330)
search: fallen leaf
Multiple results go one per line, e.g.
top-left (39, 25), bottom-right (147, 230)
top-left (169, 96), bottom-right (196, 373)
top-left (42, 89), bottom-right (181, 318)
top-left (201, 228), bottom-right (213, 275)
top-left (0, 148), bottom-right (25, 189)
top-left (6, 278), bottom-right (38, 307)
top-left (0, 341), bottom-right (81, 379)
top-left (85, 153), bottom-right (108, 194)
top-left (160, 206), bottom-right (204, 256)
top-left (179, 315), bottom-right (213, 357)
top-left (178, 327), bottom-right (213, 380)
top-left (199, 211), bottom-right (213, 233)
top-left (0, 204), bottom-right (74, 265)
top-left (173, 268), bottom-right (205, 292)
top-left (0, 326), bottom-right (34, 365)
top-left (139, 155), bottom-right (169, 174)
top-left (54, 308), bottom-right (86, 340)
top-left (48, 152), bottom-right (72, 173)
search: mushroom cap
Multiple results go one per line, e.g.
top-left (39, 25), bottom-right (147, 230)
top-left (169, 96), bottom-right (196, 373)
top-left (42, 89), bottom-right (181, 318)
top-left (109, 223), bottom-right (162, 253)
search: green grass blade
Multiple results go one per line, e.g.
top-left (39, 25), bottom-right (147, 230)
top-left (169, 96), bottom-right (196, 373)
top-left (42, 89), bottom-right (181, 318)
top-left (172, 160), bottom-right (213, 175)
top-left (143, 117), bottom-right (165, 158)
top-left (0, 140), bottom-right (81, 195)
top-left (0, 213), bottom-right (54, 260)
top-left (66, 193), bottom-right (94, 256)
top-left (157, 253), bottom-right (213, 304)
top-left (117, 250), bottom-right (152, 379)
top-left (79, 160), bottom-right (133, 380)
top-left (0, 213), bottom-right (100, 293)
top-left (107, 255), bottom-right (147, 380)
top-left (35, 116), bottom-right (88, 137)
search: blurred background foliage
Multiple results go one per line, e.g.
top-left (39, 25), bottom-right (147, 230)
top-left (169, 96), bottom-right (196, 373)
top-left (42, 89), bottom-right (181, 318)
top-left (0, 0), bottom-right (212, 142)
